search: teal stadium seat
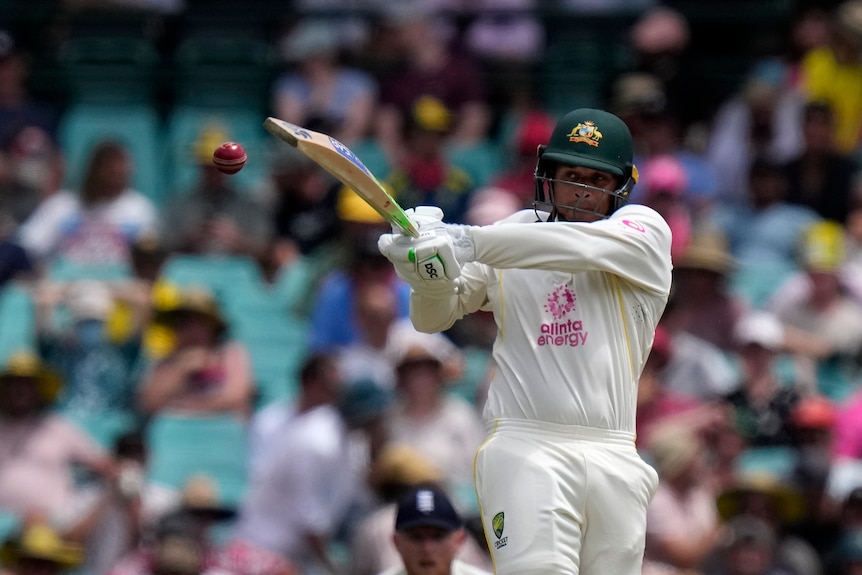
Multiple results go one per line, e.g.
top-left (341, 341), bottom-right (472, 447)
top-left (58, 102), bottom-right (164, 205)
top-left (57, 36), bottom-right (161, 106)
top-left (163, 105), bottom-right (270, 197)
top-left (0, 284), bottom-right (36, 363)
top-left (145, 413), bottom-right (248, 506)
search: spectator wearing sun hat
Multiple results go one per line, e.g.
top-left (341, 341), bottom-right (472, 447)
top-left (0, 350), bottom-right (117, 531)
top-left (668, 229), bottom-right (746, 354)
top-left (768, 220), bottom-right (862, 401)
top-left (138, 285), bottom-right (255, 420)
top-left (0, 522), bottom-right (83, 575)
top-left (383, 322), bottom-right (483, 518)
top-left (643, 421), bottom-right (725, 574)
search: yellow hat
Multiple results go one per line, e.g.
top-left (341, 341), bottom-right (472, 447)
top-left (0, 350), bottom-right (63, 403)
top-left (154, 285), bottom-right (227, 335)
top-left (0, 523), bottom-right (83, 568)
top-left (336, 186), bottom-right (385, 224)
top-left (799, 220), bottom-right (845, 272)
top-left (410, 95), bottom-right (452, 133)
top-left (193, 124), bottom-right (230, 164)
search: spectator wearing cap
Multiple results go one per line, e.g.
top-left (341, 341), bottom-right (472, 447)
top-left (721, 311), bottom-right (803, 449)
top-left (643, 421), bottom-right (725, 574)
top-left (797, 0), bottom-right (862, 153)
top-left (708, 155), bottom-right (820, 309)
top-left (138, 285), bottom-right (255, 420)
top-left (385, 322), bottom-right (484, 517)
top-left (380, 486), bottom-right (491, 575)
top-left (768, 220), bottom-right (862, 401)
top-left (349, 444), bottom-right (490, 575)
top-left (640, 155), bottom-right (693, 261)
top-left (307, 186), bottom-right (411, 352)
top-left (384, 95), bottom-right (476, 224)
top-left (374, 5), bottom-right (491, 166)
top-left (273, 18), bottom-right (378, 146)
top-left (0, 350), bottom-right (118, 534)
top-left (159, 125), bottom-right (272, 264)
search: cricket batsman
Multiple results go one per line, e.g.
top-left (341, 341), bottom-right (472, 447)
top-left (378, 108), bottom-right (673, 574)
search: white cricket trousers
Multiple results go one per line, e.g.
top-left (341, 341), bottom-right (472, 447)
top-left (474, 419), bottom-right (659, 575)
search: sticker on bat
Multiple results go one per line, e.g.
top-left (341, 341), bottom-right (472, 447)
top-left (292, 128), bottom-right (311, 139)
top-left (329, 137), bottom-right (373, 177)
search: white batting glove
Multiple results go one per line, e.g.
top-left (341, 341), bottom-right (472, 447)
top-left (405, 206), bottom-right (477, 265)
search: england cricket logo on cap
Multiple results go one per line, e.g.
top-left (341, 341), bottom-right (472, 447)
top-left (566, 121), bottom-right (602, 147)
top-left (492, 512), bottom-right (508, 550)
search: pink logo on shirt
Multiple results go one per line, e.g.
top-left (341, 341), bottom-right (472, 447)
top-left (544, 285), bottom-right (576, 320)
top-left (620, 219), bottom-right (646, 233)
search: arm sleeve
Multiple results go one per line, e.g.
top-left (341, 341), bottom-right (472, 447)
top-left (409, 260), bottom-right (491, 333)
top-left (470, 204), bottom-right (672, 295)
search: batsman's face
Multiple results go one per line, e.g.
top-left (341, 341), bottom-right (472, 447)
top-left (393, 527), bottom-right (465, 575)
top-left (552, 164), bottom-right (617, 222)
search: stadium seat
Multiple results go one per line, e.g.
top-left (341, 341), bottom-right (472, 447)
top-left (0, 284), bottom-right (36, 363)
top-left (57, 102), bottom-right (165, 205)
top-left (162, 104), bottom-right (270, 196)
top-left (171, 36), bottom-right (273, 109)
top-left (145, 413), bottom-right (248, 506)
top-left (56, 36), bottom-right (161, 106)
top-left (158, 254), bottom-right (265, 305)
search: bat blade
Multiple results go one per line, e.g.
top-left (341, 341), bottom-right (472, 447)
top-left (263, 117), bottom-right (419, 238)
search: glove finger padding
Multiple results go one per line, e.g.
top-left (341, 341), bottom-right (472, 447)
top-left (411, 235), bottom-right (461, 281)
top-left (378, 232), bottom-right (461, 285)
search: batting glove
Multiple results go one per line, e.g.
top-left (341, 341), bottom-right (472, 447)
top-left (405, 206), bottom-right (478, 265)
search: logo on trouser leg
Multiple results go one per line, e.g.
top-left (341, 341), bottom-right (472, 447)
top-left (492, 512), bottom-right (508, 550)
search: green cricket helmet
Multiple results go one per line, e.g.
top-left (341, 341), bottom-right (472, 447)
top-left (534, 108), bottom-right (639, 221)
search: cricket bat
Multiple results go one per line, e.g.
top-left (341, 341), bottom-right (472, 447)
top-left (263, 117), bottom-right (419, 238)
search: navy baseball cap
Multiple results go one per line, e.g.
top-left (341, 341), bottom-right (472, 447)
top-left (395, 487), bottom-right (463, 532)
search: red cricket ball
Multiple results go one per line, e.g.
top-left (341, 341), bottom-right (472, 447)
top-left (212, 141), bottom-right (247, 175)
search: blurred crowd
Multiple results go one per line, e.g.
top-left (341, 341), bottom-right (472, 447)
top-left (2, 1), bottom-right (862, 575)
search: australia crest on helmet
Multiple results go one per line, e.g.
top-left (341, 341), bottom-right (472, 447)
top-left (566, 121), bottom-right (602, 147)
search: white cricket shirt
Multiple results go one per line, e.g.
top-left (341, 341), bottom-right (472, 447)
top-left (411, 205), bottom-right (672, 433)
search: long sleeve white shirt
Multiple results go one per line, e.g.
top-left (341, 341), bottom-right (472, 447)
top-left (410, 205), bottom-right (673, 433)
